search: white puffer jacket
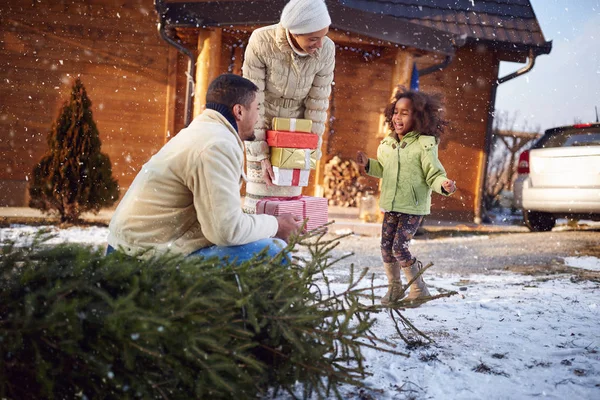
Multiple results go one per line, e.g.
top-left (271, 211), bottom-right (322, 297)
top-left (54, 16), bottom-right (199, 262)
top-left (242, 23), bottom-right (335, 162)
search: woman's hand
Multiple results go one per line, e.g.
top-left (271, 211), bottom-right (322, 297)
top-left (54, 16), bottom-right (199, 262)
top-left (442, 179), bottom-right (457, 194)
top-left (356, 151), bottom-right (369, 167)
top-left (261, 158), bottom-right (275, 186)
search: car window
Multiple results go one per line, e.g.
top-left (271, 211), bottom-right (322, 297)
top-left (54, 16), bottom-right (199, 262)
top-left (537, 128), bottom-right (600, 148)
top-left (564, 133), bottom-right (600, 146)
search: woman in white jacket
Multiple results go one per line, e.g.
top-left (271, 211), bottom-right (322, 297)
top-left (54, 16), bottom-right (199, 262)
top-left (242, 0), bottom-right (335, 213)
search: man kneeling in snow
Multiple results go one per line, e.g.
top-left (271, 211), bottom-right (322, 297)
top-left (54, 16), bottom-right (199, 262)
top-left (107, 74), bottom-right (302, 262)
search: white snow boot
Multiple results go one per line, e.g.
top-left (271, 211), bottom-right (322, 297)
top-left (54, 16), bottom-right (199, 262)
top-left (402, 259), bottom-right (431, 301)
top-left (381, 261), bottom-right (405, 305)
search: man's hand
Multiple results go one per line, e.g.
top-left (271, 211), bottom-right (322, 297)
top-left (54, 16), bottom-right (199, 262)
top-left (275, 214), bottom-right (303, 242)
top-left (261, 158), bottom-right (275, 186)
top-left (442, 179), bottom-right (456, 194)
top-left (356, 151), bottom-right (369, 168)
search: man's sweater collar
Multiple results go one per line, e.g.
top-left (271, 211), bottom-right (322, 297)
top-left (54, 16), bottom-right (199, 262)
top-left (205, 103), bottom-right (238, 132)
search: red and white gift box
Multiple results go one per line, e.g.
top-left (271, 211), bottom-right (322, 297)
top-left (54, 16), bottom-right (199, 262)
top-left (272, 167), bottom-right (310, 187)
top-left (256, 196), bottom-right (328, 232)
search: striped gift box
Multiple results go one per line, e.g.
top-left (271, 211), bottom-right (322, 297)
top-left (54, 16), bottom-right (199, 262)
top-left (256, 196), bottom-right (328, 232)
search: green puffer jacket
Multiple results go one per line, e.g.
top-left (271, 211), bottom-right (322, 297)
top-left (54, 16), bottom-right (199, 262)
top-left (367, 131), bottom-right (451, 215)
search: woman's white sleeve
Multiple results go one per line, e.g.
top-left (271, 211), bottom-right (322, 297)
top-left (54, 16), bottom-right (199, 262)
top-left (242, 35), bottom-right (270, 162)
top-left (304, 42), bottom-right (335, 160)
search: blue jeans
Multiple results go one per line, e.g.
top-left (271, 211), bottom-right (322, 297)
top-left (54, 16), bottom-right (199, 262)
top-left (188, 238), bottom-right (289, 264)
top-left (106, 238), bottom-right (289, 265)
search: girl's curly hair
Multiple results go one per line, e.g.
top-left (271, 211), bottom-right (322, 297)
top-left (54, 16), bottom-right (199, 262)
top-left (384, 87), bottom-right (448, 142)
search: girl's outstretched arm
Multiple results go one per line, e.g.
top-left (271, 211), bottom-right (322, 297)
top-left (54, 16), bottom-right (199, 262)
top-left (419, 136), bottom-right (452, 195)
top-left (358, 150), bottom-right (384, 178)
top-left (356, 151), bottom-right (369, 167)
top-left (441, 179), bottom-right (457, 194)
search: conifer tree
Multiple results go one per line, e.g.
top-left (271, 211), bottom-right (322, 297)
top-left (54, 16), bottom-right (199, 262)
top-left (29, 78), bottom-right (119, 223)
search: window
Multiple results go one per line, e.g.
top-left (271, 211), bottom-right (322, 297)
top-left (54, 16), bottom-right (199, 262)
top-left (537, 128), bottom-right (600, 148)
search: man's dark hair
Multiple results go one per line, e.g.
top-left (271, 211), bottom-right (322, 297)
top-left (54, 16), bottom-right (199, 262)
top-left (206, 74), bottom-right (258, 109)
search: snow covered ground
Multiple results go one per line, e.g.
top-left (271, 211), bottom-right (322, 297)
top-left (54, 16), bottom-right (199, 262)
top-left (329, 272), bottom-right (600, 399)
top-left (1, 225), bottom-right (598, 399)
top-left (0, 224), bottom-right (110, 249)
top-left (564, 257), bottom-right (600, 272)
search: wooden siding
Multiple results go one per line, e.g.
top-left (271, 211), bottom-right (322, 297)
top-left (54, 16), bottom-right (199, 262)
top-left (320, 45), bottom-right (397, 194)
top-left (0, 0), bottom-right (173, 206)
top-left (318, 44), bottom-right (499, 221)
top-left (419, 46), bottom-right (500, 221)
top-left (1, 2), bottom-right (501, 222)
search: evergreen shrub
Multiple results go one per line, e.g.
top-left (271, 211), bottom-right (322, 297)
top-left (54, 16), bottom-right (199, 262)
top-left (29, 78), bottom-right (119, 223)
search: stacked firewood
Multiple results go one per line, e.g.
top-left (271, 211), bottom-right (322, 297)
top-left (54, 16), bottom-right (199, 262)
top-left (323, 156), bottom-right (370, 207)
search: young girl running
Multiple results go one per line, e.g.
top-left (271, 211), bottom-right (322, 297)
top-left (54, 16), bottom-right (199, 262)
top-left (357, 88), bottom-right (456, 305)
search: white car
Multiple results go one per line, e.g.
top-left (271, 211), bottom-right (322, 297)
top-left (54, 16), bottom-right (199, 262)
top-left (513, 123), bottom-right (600, 231)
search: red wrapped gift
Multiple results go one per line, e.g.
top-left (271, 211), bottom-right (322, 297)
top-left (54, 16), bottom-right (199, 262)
top-left (266, 130), bottom-right (319, 149)
top-left (256, 195), bottom-right (328, 232)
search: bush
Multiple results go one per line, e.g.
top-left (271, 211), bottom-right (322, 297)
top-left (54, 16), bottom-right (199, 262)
top-left (28, 78), bottom-right (119, 223)
top-left (0, 233), bottom-right (407, 399)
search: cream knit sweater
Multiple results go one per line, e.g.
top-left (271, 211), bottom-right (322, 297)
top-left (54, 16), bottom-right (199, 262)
top-left (108, 109), bottom-right (278, 257)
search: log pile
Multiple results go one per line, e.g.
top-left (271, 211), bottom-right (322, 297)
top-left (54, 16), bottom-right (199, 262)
top-left (323, 156), bottom-right (371, 207)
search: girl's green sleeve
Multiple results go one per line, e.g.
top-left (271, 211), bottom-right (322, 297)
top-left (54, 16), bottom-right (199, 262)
top-left (366, 158), bottom-right (384, 178)
top-left (420, 141), bottom-right (450, 196)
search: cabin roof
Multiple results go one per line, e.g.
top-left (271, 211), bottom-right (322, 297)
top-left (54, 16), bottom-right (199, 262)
top-left (343, 0), bottom-right (551, 54)
top-left (157, 0), bottom-right (460, 55)
top-left (157, 0), bottom-right (551, 55)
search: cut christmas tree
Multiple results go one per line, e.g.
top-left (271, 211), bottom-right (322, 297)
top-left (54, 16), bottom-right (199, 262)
top-left (0, 232), bottom-right (441, 400)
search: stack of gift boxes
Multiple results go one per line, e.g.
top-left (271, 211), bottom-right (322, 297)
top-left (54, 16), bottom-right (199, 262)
top-left (255, 117), bottom-right (328, 232)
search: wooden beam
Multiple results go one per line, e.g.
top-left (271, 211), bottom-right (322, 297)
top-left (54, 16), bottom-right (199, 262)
top-left (232, 45), bottom-right (244, 76)
top-left (164, 46), bottom-right (178, 143)
top-left (496, 130), bottom-right (542, 140)
top-left (194, 28), bottom-right (222, 116)
top-left (377, 49), bottom-right (413, 139)
top-left (391, 49), bottom-right (413, 98)
top-left (175, 25), bottom-right (429, 54)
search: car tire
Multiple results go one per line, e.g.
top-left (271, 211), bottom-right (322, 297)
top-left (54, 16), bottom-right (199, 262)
top-left (523, 210), bottom-right (556, 232)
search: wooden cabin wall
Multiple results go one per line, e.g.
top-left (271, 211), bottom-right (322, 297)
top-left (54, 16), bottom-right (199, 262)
top-left (419, 45), bottom-right (500, 221)
top-left (320, 45), bottom-right (397, 194)
top-left (0, 0), bottom-right (172, 206)
top-left (324, 45), bottom-right (499, 221)
top-left (220, 32), bottom-right (245, 76)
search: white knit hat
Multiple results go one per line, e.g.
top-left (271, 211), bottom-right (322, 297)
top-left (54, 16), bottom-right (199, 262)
top-left (280, 0), bottom-right (332, 35)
